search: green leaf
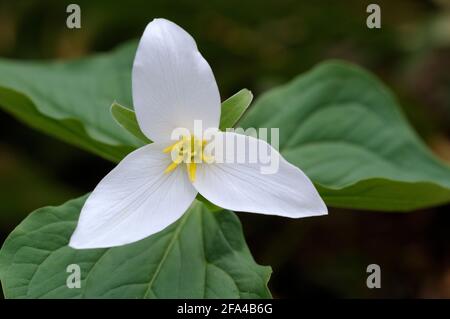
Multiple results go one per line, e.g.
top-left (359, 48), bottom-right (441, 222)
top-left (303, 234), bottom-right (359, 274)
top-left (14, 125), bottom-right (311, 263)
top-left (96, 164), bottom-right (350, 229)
top-left (0, 42), bottom-right (140, 163)
top-left (110, 102), bottom-right (151, 145)
top-left (196, 193), bottom-right (222, 212)
top-left (219, 88), bottom-right (253, 130)
top-left (0, 195), bottom-right (271, 299)
top-left (240, 61), bottom-right (450, 211)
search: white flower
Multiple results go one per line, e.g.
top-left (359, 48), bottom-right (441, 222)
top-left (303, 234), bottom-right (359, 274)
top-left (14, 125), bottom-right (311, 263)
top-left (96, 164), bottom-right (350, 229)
top-left (69, 18), bottom-right (327, 249)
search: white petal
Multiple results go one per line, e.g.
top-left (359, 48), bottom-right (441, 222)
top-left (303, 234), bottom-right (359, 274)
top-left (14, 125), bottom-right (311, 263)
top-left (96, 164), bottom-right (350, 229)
top-left (193, 132), bottom-right (327, 218)
top-left (132, 18), bottom-right (221, 142)
top-left (69, 143), bottom-right (197, 249)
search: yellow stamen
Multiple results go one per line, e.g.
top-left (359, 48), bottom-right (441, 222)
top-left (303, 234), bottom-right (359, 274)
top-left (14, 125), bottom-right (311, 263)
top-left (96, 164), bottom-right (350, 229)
top-left (163, 135), bottom-right (212, 182)
top-left (202, 153), bottom-right (214, 163)
top-left (164, 161), bottom-right (179, 174)
top-left (163, 141), bottom-right (182, 153)
top-left (187, 162), bottom-right (197, 182)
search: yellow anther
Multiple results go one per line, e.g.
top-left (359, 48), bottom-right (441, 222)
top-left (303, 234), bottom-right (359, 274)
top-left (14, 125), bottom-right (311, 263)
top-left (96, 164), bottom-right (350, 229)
top-left (187, 162), bottom-right (197, 182)
top-left (163, 141), bottom-right (182, 154)
top-left (202, 153), bottom-right (214, 163)
top-left (163, 135), bottom-right (213, 182)
top-left (164, 161), bottom-right (179, 174)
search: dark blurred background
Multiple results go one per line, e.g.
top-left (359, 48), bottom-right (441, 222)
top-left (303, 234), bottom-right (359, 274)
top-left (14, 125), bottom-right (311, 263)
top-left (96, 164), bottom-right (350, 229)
top-left (0, 0), bottom-right (449, 298)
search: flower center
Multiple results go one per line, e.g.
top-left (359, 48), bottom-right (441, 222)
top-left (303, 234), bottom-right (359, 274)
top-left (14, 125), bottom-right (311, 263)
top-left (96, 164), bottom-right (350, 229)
top-left (163, 135), bottom-right (212, 182)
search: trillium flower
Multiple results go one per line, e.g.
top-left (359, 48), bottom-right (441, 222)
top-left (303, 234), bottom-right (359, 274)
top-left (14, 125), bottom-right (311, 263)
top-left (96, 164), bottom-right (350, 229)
top-left (69, 18), bottom-right (327, 249)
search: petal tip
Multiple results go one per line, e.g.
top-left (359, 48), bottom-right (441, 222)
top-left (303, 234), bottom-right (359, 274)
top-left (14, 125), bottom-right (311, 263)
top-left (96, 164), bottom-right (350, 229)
top-left (68, 229), bottom-right (99, 250)
top-left (318, 206), bottom-right (328, 216)
top-left (68, 232), bottom-right (87, 250)
top-left (313, 197), bottom-right (328, 216)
